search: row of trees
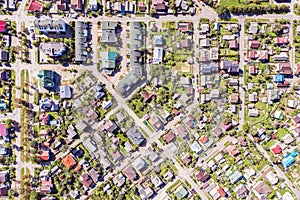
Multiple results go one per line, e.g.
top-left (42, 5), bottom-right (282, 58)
top-left (216, 4), bottom-right (290, 16)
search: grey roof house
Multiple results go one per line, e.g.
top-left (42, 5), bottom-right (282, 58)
top-left (59, 85), bottom-right (72, 99)
top-left (127, 127), bottom-right (145, 145)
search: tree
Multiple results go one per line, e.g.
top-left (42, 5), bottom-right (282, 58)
top-left (216, 5), bottom-right (230, 16)
top-left (30, 191), bottom-right (38, 200)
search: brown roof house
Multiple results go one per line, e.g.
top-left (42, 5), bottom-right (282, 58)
top-left (123, 166), bottom-right (138, 181)
top-left (70, 0), bottom-right (82, 10)
top-left (195, 170), bottom-right (210, 183)
top-left (253, 181), bottom-right (271, 199)
top-left (229, 93), bottom-right (239, 104)
top-left (148, 114), bottom-right (164, 131)
top-left (235, 185), bottom-right (249, 199)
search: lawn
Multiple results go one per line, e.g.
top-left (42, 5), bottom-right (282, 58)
top-left (219, 0), bottom-right (270, 7)
top-left (276, 128), bottom-right (290, 139)
top-left (266, 140), bottom-right (276, 148)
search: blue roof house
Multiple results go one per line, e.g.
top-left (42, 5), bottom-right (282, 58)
top-left (282, 155), bottom-right (295, 168)
top-left (274, 74), bottom-right (285, 83)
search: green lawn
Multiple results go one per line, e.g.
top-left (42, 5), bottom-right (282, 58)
top-left (266, 140), bottom-right (275, 148)
top-left (276, 128), bottom-right (290, 139)
top-left (219, 0), bottom-right (270, 7)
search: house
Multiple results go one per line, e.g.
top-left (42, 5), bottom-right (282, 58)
top-left (190, 141), bottom-right (202, 154)
top-left (0, 50), bottom-right (8, 62)
top-left (265, 171), bottom-right (278, 185)
top-left (209, 186), bottom-right (226, 200)
top-left (236, 185), bottom-right (248, 199)
top-left (164, 131), bottom-right (175, 143)
top-left (127, 127), bottom-right (145, 145)
top-left (181, 39), bottom-right (192, 49)
top-left (0, 21), bottom-right (5, 33)
top-left (178, 22), bottom-right (192, 33)
top-left (288, 100), bottom-right (297, 108)
top-left (0, 184), bottom-right (7, 196)
top-left (0, 124), bottom-right (7, 140)
top-left (39, 113), bottom-right (50, 126)
top-left (212, 127), bottom-right (223, 138)
top-left (40, 179), bottom-right (53, 194)
top-left (182, 154), bottom-right (192, 165)
top-left (249, 109), bottom-right (259, 117)
top-left (174, 185), bottom-right (188, 199)
top-left (113, 173), bottom-right (126, 187)
top-left (199, 23), bottom-right (210, 34)
top-left (38, 70), bottom-right (56, 90)
top-left (275, 37), bottom-right (289, 45)
top-left (229, 171), bottom-right (242, 184)
top-left (279, 62), bottom-right (292, 75)
top-left (200, 39), bottom-right (210, 48)
top-left (176, 124), bottom-right (189, 138)
top-left (153, 47), bottom-right (163, 64)
top-left (152, 176), bottom-right (163, 188)
top-left (123, 166), bottom-right (137, 181)
top-left (132, 157), bottom-right (148, 172)
top-left (195, 170), bottom-right (209, 182)
top-left (71, 0), bottom-right (83, 10)
top-left (138, 1), bottom-right (147, 12)
top-left (3, 0), bottom-right (17, 10)
top-left (139, 187), bottom-right (154, 200)
top-left (27, 0), bottom-right (43, 12)
top-left (273, 52), bottom-right (289, 61)
top-left (40, 42), bottom-right (66, 57)
top-left (229, 40), bottom-right (238, 49)
top-left (249, 92), bottom-right (258, 102)
top-left (62, 154), bottom-right (77, 170)
top-left (201, 62), bottom-right (219, 74)
top-left (253, 181), bottom-right (271, 199)
top-left (229, 93), bottom-right (239, 104)
top-left (101, 21), bottom-right (119, 43)
top-left (297, 25), bottom-right (300, 36)
top-left (0, 172), bottom-right (8, 183)
top-left (75, 21), bottom-right (88, 62)
top-left (59, 86), bottom-right (72, 99)
top-left (226, 145), bottom-right (240, 157)
top-left (149, 115), bottom-right (163, 130)
top-left (112, 150), bottom-right (123, 163)
top-left (249, 40), bottom-right (260, 48)
top-left (35, 19), bottom-right (66, 34)
top-left (209, 48), bottom-right (219, 60)
top-left (220, 60), bottom-right (239, 74)
top-left (89, 0), bottom-right (98, 10)
top-left (248, 22), bottom-right (258, 34)
top-left (249, 65), bottom-right (258, 75)
top-left (152, 0), bottom-right (166, 12)
top-left (210, 89), bottom-right (219, 99)
top-left (80, 173), bottom-right (93, 188)
top-left (40, 148), bottom-right (50, 161)
top-left (282, 134), bottom-right (294, 144)
top-left (100, 51), bottom-right (118, 75)
top-left (153, 35), bottom-right (165, 47)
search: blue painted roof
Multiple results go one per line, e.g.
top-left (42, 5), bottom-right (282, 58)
top-left (282, 155), bottom-right (295, 168)
top-left (275, 74), bottom-right (284, 83)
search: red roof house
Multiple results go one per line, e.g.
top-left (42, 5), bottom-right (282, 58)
top-left (217, 187), bottom-right (226, 197)
top-left (271, 144), bottom-right (282, 154)
top-left (40, 149), bottom-right (50, 161)
top-left (39, 113), bottom-right (50, 126)
top-left (164, 131), bottom-right (175, 143)
top-left (0, 124), bottom-right (7, 137)
top-left (62, 154), bottom-right (77, 170)
top-left (249, 66), bottom-right (258, 75)
top-left (249, 50), bottom-right (257, 59)
top-left (27, 0), bottom-right (43, 12)
top-left (275, 37), bottom-right (289, 45)
top-left (0, 21), bottom-right (6, 33)
top-left (249, 40), bottom-right (260, 48)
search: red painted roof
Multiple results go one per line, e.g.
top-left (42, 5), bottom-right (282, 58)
top-left (164, 131), bottom-right (175, 143)
top-left (40, 149), bottom-right (50, 161)
top-left (217, 187), bottom-right (226, 197)
top-left (0, 21), bottom-right (6, 33)
top-left (271, 145), bottom-right (281, 154)
top-left (27, 0), bottom-right (43, 12)
top-left (62, 154), bottom-right (77, 170)
top-left (0, 124), bottom-right (6, 137)
top-left (172, 109), bottom-right (179, 116)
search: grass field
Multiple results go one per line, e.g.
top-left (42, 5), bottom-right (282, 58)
top-left (219, 0), bottom-right (270, 7)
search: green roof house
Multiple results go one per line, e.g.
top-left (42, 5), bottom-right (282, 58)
top-left (38, 70), bottom-right (56, 90)
top-left (174, 185), bottom-right (188, 199)
top-left (100, 51), bottom-right (118, 75)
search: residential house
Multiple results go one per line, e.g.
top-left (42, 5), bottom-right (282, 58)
top-left (80, 173), bottom-right (93, 189)
top-left (153, 47), bottom-right (164, 64)
top-left (0, 184), bottom-right (7, 196)
top-left (101, 21), bottom-right (119, 43)
top-left (200, 39), bottom-right (210, 48)
top-left (152, 0), bottom-right (166, 12)
top-left (62, 154), bottom-right (77, 170)
top-left (75, 21), bottom-right (88, 62)
top-left (220, 59), bottom-right (239, 74)
top-left (139, 187), bottom-right (154, 200)
top-left (132, 157), bottom-right (148, 172)
top-left (38, 70), bottom-right (56, 91)
top-left (248, 22), bottom-right (258, 34)
top-left (236, 185), bottom-right (248, 199)
top-left (178, 22), bottom-right (192, 33)
top-left (59, 85), bottom-right (72, 99)
top-left (40, 42), bottom-right (66, 57)
top-left (152, 176), bottom-right (163, 188)
top-left (138, 1), bottom-right (147, 12)
top-left (0, 50), bottom-right (8, 62)
top-left (113, 173), bottom-right (126, 187)
top-left (3, 0), bottom-right (17, 10)
top-left (229, 40), bottom-right (238, 49)
top-left (153, 35), bottom-right (165, 47)
top-left (225, 145), bottom-right (240, 157)
top-left (229, 93), bottom-right (239, 104)
top-left (174, 185), bottom-right (188, 199)
top-left (123, 166), bottom-right (138, 181)
top-left (212, 127), bottom-right (223, 138)
top-left (253, 181), bottom-right (271, 199)
top-left (273, 52), bottom-right (288, 61)
top-left (164, 131), bottom-right (175, 143)
top-left (89, 0), bottom-right (98, 10)
top-left (275, 37), bottom-right (289, 46)
top-left (279, 62), bottom-right (292, 75)
top-left (0, 172), bottom-right (8, 183)
top-left (71, 0), bottom-right (83, 11)
top-left (100, 51), bottom-right (118, 75)
top-left (249, 40), bottom-right (260, 48)
top-left (181, 39), bottom-right (192, 49)
top-left (127, 127), bottom-right (145, 145)
top-left (34, 19), bottom-right (66, 34)
top-left (199, 23), bottom-right (209, 34)
top-left (190, 141), bottom-right (202, 154)
top-left (149, 115), bottom-right (163, 130)
top-left (249, 109), bottom-right (259, 117)
top-left (249, 92), bottom-right (258, 102)
top-left (249, 65), bottom-right (258, 75)
top-left (27, 0), bottom-right (43, 12)
top-left (209, 48), bottom-right (219, 60)
top-left (265, 171), bottom-right (278, 185)
top-left (195, 170), bottom-right (209, 182)
top-left (201, 62), bottom-right (219, 74)
top-left (282, 134), bottom-right (294, 144)
top-left (229, 171), bottom-right (242, 184)
top-left (176, 124), bottom-right (189, 139)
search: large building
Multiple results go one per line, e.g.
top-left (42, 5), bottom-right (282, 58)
top-left (39, 42), bottom-right (66, 57)
top-left (115, 22), bottom-right (144, 97)
top-left (34, 19), bottom-right (66, 34)
top-left (100, 51), bottom-right (118, 75)
top-left (101, 21), bottom-right (119, 43)
top-left (75, 21), bottom-right (88, 62)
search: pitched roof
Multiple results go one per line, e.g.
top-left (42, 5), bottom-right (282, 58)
top-left (164, 131), bottom-right (175, 143)
top-left (0, 21), bottom-right (6, 33)
top-left (62, 154), bottom-right (77, 170)
top-left (0, 124), bottom-right (6, 137)
top-left (195, 170), bottom-right (209, 182)
top-left (27, 0), bottom-right (43, 12)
